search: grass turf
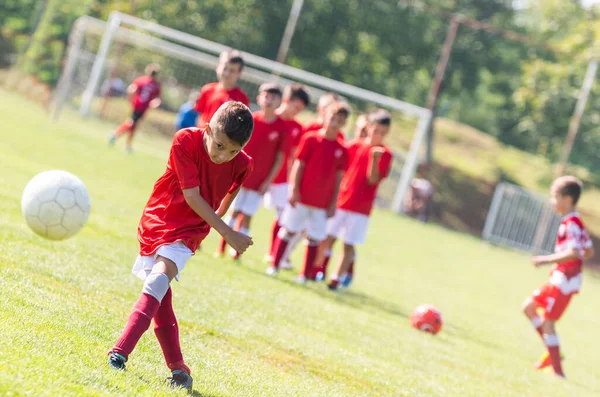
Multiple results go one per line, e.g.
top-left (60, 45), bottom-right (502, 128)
top-left (0, 89), bottom-right (599, 396)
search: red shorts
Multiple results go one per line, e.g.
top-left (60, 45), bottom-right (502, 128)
top-left (531, 283), bottom-right (573, 321)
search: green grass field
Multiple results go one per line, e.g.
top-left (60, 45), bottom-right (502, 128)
top-left (1, 90), bottom-right (599, 397)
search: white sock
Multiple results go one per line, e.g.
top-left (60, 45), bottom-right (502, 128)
top-left (543, 334), bottom-right (559, 347)
top-left (531, 316), bottom-right (542, 329)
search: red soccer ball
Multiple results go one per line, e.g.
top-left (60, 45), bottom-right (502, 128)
top-left (410, 304), bottom-right (443, 335)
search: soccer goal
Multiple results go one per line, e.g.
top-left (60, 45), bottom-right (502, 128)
top-left (52, 11), bottom-right (432, 214)
top-left (482, 182), bottom-right (561, 254)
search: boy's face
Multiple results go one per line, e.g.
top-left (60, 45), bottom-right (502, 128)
top-left (550, 186), bottom-right (572, 214)
top-left (204, 126), bottom-right (244, 164)
top-left (323, 112), bottom-right (347, 132)
top-left (368, 123), bottom-right (390, 146)
top-left (285, 98), bottom-right (306, 117)
top-left (217, 61), bottom-right (242, 87)
top-left (257, 91), bottom-right (282, 111)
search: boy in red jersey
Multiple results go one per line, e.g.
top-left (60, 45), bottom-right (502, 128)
top-left (521, 176), bottom-right (593, 378)
top-left (106, 102), bottom-right (254, 392)
top-left (264, 84), bottom-right (310, 262)
top-left (109, 64), bottom-right (161, 153)
top-left (268, 103), bottom-right (350, 282)
top-left (322, 110), bottom-right (393, 290)
top-left (196, 50), bottom-right (249, 127)
top-left (217, 83), bottom-right (287, 259)
top-left (303, 92), bottom-right (340, 134)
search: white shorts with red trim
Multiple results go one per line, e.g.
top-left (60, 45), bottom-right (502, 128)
top-left (232, 188), bottom-right (263, 216)
top-left (264, 183), bottom-right (289, 210)
top-left (326, 208), bottom-right (370, 246)
top-left (280, 203), bottom-right (327, 241)
top-left (132, 241), bottom-right (193, 282)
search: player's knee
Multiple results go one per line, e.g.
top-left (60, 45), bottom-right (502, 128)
top-left (521, 297), bottom-right (534, 314)
top-left (142, 272), bottom-right (170, 302)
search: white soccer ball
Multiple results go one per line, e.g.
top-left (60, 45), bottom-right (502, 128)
top-left (21, 170), bottom-right (91, 240)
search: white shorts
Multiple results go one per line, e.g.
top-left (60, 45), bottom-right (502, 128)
top-left (132, 241), bottom-right (193, 282)
top-left (232, 188), bottom-right (263, 216)
top-left (280, 203), bottom-right (327, 241)
top-left (326, 208), bottom-right (370, 246)
top-left (263, 183), bottom-right (289, 210)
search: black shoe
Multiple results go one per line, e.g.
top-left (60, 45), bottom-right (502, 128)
top-left (168, 369), bottom-right (193, 392)
top-left (107, 351), bottom-right (126, 370)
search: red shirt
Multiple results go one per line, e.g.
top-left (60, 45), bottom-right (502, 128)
top-left (273, 118), bottom-right (304, 184)
top-left (553, 212), bottom-right (592, 279)
top-left (138, 128), bottom-right (253, 255)
top-left (242, 111), bottom-right (289, 191)
top-left (131, 76), bottom-right (161, 113)
top-left (337, 139), bottom-right (392, 216)
top-left (195, 82), bottom-right (250, 126)
top-left (296, 132), bottom-right (348, 209)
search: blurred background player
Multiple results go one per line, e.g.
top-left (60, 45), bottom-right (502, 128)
top-left (108, 63), bottom-right (161, 153)
top-left (521, 176), bottom-right (593, 378)
top-left (269, 103), bottom-right (350, 282)
top-left (175, 91), bottom-right (200, 130)
top-left (195, 49), bottom-right (249, 127)
top-left (353, 114), bottom-right (369, 139)
top-left (217, 83), bottom-right (287, 260)
top-left (264, 84), bottom-right (310, 266)
top-left (317, 110), bottom-right (393, 290)
top-left (404, 164), bottom-right (433, 223)
top-left (106, 101), bottom-right (254, 391)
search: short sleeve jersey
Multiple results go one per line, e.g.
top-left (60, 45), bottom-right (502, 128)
top-left (131, 76), bottom-right (161, 113)
top-left (195, 82), bottom-right (250, 126)
top-left (138, 128), bottom-right (253, 255)
top-left (241, 111), bottom-right (290, 190)
top-left (336, 139), bottom-right (393, 215)
top-left (272, 118), bottom-right (304, 184)
top-left (295, 132), bottom-right (348, 209)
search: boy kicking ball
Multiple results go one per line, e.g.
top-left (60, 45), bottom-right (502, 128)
top-left (521, 176), bottom-right (593, 378)
top-left (106, 102), bottom-right (254, 391)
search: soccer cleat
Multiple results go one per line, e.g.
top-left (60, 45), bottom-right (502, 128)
top-left (280, 259), bottom-right (293, 270)
top-left (108, 133), bottom-right (117, 146)
top-left (295, 275), bottom-right (307, 284)
top-left (125, 146), bottom-right (133, 154)
top-left (327, 279), bottom-right (339, 291)
top-left (266, 266), bottom-right (278, 276)
top-left (107, 351), bottom-right (126, 371)
top-left (168, 369), bottom-right (193, 392)
top-left (534, 352), bottom-right (564, 370)
top-left (340, 273), bottom-right (353, 288)
top-left (314, 271), bottom-right (325, 282)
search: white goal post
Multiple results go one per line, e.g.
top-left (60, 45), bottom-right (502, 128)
top-left (53, 11), bottom-right (432, 215)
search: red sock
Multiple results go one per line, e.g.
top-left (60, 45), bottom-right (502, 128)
top-left (113, 293), bottom-right (160, 358)
top-left (269, 221), bottom-right (281, 257)
top-left (153, 288), bottom-right (189, 373)
top-left (301, 243), bottom-right (318, 279)
top-left (271, 236), bottom-right (289, 269)
top-left (115, 120), bottom-right (132, 137)
top-left (217, 237), bottom-right (227, 254)
top-left (544, 334), bottom-right (564, 377)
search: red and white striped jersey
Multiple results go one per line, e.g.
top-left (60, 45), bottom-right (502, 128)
top-left (550, 212), bottom-right (592, 294)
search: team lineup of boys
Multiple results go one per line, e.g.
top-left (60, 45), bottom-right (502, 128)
top-left (106, 50), bottom-right (594, 390)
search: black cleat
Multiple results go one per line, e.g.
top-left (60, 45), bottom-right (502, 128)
top-left (168, 369), bottom-right (193, 392)
top-left (107, 351), bottom-right (127, 371)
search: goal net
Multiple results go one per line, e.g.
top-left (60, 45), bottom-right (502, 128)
top-left (53, 12), bottom-right (432, 214)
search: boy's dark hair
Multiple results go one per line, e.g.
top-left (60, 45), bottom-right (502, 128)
top-left (327, 102), bottom-right (351, 119)
top-left (259, 82), bottom-right (283, 98)
top-left (553, 176), bottom-right (583, 205)
top-left (368, 109), bottom-right (392, 126)
top-left (219, 49), bottom-right (245, 71)
top-left (211, 101), bottom-right (254, 146)
top-left (145, 63), bottom-right (161, 76)
top-left (285, 84), bottom-right (310, 106)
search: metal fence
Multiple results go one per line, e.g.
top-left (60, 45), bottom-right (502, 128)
top-left (482, 182), bottom-right (561, 254)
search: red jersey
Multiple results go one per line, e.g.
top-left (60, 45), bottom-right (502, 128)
top-left (549, 212), bottom-right (592, 294)
top-left (337, 139), bottom-right (393, 216)
top-left (303, 120), bottom-right (345, 142)
top-left (138, 128), bottom-right (253, 256)
top-left (241, 111), bottom-right (289, 191)
top-left (273, 118), bottom-right (303, 184)
top-left (296, 132), bottom-right (348, 209)
top-left (195, 82), bottom-right (250, 126)
top-left (131, 76), bottom-right (161, 113)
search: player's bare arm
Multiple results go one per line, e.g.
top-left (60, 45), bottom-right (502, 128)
top-left (259, 151), bottom-right (285, 195)
top-left (328, 170), bottom-right (344, 218)
top-left (149, 98), bottom-right (162, 108)
top-left (583, 246), bottom-right (595, 260)
top-left (216, 187), bottom-right (241, 218)
top-left (182, 187), bottom-right (253, 253)
top-left (367, 147), bottom-right (385, 185)
top-left (531, 247), bottom-right (579, 267)
top-left (289, 159), bottom-right (305, 207)
top-left (126, 83), bottom-right (138, 97)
